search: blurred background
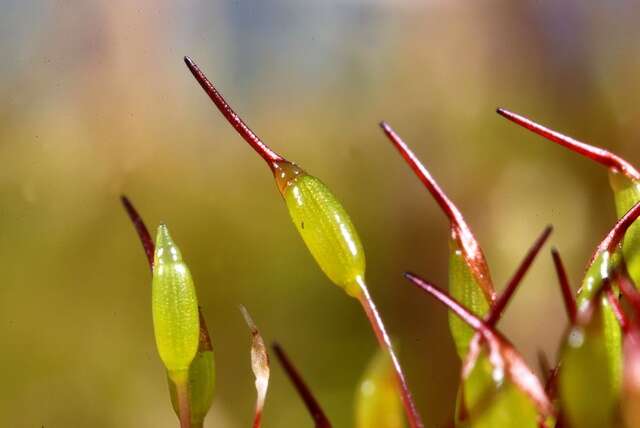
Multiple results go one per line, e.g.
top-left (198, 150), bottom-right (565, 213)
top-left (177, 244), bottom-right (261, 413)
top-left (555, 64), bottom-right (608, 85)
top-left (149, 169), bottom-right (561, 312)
top-left (1, 0), bottom-right (639, 426)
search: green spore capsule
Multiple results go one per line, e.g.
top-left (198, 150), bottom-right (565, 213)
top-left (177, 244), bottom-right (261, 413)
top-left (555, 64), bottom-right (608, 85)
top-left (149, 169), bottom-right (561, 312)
top-left (448, 239), bottom-right (491, 358)
top-left (355, 349), bottom-right (405, 428)
top-left (152, 224), bottom-right (200, 374)
top-left (185, 57), bottom-right (424, 428)
top-left (559, 295), bottom-right (620, 428)
top-left (275, 161), bottom-right (366, 297)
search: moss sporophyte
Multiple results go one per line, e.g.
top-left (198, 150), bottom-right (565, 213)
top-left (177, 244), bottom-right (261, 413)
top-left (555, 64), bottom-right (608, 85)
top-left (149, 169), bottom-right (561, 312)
top-left (117, 57), bottom-right (640, 427)
top-left (185, 56), bottom-right (424, 428)
top-left (122, 197), bottom-right (215, 428)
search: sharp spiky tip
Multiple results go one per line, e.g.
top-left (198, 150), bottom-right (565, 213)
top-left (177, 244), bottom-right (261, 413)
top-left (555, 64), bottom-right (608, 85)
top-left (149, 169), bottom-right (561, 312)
top-left (404, 272), bottom-right (485, 333)
top-left (120, 194), bottom-right (155, 269)
top-left (551, 247), bottom-right (577, 324)
top-left (184, 56), bottom-right (285, 172)
top-left (383, 123), bottom-right (494, 301)
top-left (485, 225), bottom-right (553, 326)
top-left (497, 108), bottom-right (640, 180)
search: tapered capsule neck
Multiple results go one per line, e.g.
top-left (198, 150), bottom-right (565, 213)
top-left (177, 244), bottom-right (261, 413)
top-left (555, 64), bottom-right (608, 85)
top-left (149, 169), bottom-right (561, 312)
top-left (155, 224), bottom-right (183, 265)
top-left (184, 56), bottom-right (285, 172)
top-left (273, 160), bottom-right (307, 195)
top-left (497, 108), bottom-right (640, 181)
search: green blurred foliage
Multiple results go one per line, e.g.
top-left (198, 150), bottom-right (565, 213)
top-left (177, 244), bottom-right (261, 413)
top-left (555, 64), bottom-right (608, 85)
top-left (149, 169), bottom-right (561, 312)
top-left (1, 0), bottom-right (640, 427)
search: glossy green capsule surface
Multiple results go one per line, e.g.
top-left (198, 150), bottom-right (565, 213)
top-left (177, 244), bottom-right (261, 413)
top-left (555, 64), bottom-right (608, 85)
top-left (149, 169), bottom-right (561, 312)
top-left (449, 239), bottom-right (491, 358)
top-left (559, 298), bottom-right (620, 428)
top-left (456, 351), bottom-right (539, 428)
top-left (275, 161), bottom-right (366, 298)
top-left (152, 224), bottom-right (200, 373)
top-left (355, 349), bottom-right (404, 428)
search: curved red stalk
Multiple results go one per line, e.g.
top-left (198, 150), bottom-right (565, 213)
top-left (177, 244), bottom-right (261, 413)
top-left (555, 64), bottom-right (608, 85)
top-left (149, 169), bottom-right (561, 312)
top-left (381, 122), bottom-right (495, 303)
top-left (617, 268), bottom-right (640, 318)
top-left (355, 278), bottom-right (424, 428)
top-left (121, 195), bottom-right (155, 269)
top-left (605, 285), bottom-right (629, 334)
top-left (587, 200), bottom-right (640, 266)
top-left (184, 56), bottom-right (285, 172)
top-left (405, 272), bottom-right (553, 417)
top-left (272, 343), bottom-right (332, 428)
top-left (551, 248), bottom-right (577, 324)
top-left (496, 108), bottom-right (640, 181)
top-left (485, 226), bottom-right (553, 326)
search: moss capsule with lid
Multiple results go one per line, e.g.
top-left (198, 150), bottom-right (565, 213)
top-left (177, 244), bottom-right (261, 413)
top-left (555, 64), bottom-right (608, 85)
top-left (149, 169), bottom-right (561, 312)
top-left (184, 56), bottom-right (423, 428)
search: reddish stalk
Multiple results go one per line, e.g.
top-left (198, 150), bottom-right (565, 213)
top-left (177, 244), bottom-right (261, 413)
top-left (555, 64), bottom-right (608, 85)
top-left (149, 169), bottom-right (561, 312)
top-left (586, 200), bottom-right (640, 268)
top-left (272, 343), bottom-right (332, 428)
top-left (404, 272), bottom-right (553, 417)
top-left (172, 371), bottom-right (192, 428)
top-left (354, 277), bottom-right (424, 428)
top-left (606, 286), bottom-right (630, 334)
top-left (617, 268), bottom-right (640, 317)
top-left (496, 108), bottom-right (640, 181)
top-left (184, 57), bottom-right (284, 172)
top-left (380, 122), bottom-right (494, 302)
top-left (551, 248), bottom-right (577, 324)
top-left (121, 195), bottom-right (155, 269)
top-left (485, 226), bottom-right (553, 326)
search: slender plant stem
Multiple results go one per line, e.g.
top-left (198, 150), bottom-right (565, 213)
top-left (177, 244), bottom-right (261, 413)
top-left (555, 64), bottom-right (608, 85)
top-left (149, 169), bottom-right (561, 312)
top-left (252, 408), bottom-right (263, 428)
top-left (171, 370), bottom-right (192, 428)
top-left (354, 276), bottom-right (424, 428)
top-left (272, 343), bottom-right (332, 428)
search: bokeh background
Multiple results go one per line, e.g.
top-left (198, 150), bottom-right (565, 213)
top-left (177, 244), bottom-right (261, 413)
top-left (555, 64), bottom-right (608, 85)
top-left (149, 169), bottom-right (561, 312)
top-left (1, 0), bottom-right (640, 426)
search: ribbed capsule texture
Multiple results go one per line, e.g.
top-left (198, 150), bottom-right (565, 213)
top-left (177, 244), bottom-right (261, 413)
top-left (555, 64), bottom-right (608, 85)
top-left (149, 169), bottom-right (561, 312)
top-left (355, 349), bottom-right (404, 428)
top-left (152, 224), bottom-right (200, 373)
top-left (275, 161), bottom-right (366, 298)
top-left (449, 238), bottom-right (491, 358)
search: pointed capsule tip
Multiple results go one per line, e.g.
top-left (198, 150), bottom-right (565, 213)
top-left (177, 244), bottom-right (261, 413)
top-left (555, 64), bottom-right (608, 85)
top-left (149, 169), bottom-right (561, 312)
top-left (155, 224), bottom-right (178, 258)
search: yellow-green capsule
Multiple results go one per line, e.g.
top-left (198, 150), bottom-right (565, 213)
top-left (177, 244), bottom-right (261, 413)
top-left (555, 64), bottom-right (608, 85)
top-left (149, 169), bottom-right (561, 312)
top-left (275, 162), bottom-right (366, 298)
top-left (185, 58), bottom-right (424, 428)
top-left (152, 224), bottom-right (200, 374)
top-left (355, 349), bottom-right (404, 428)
